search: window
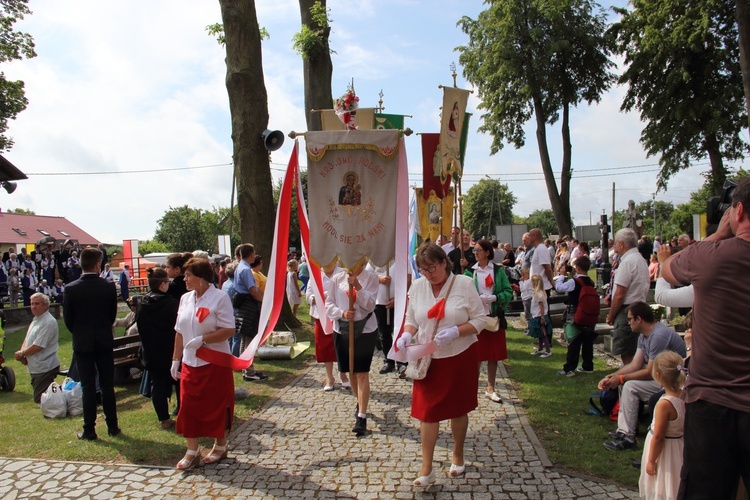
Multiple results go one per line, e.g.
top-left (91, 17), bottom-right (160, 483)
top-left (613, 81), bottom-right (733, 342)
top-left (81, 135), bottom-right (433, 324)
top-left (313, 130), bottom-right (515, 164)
top-left (37, 229), bottom-right (50, 236)
top-left (11, 227), bottom-right (26, 236)
top-left (58, 230), bottom-right (70, 237)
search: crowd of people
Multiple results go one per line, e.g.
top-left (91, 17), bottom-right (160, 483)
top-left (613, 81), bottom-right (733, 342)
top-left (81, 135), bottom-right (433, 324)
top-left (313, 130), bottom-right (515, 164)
top-left (8, 176), bottom-right (749, 496)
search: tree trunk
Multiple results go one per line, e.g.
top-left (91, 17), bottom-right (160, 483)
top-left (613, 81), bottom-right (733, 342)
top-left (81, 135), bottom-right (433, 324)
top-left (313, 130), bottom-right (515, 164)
top-left (736, 0), bottom-right (750, 133)
top-left (220, 0), bottom-right (300, 328)
top-left (299, 0), bottom-right (334, 132)
top-left (559, 101), bottom-right (573, 234)
top-left (532, 94), bottom-right (573, 237)
top-left (705, 133), bottom-right (728, 194)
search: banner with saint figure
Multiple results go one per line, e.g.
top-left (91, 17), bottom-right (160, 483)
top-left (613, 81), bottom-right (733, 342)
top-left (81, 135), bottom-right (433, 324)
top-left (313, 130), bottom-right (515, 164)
top-left (305, 129), bottom-right (401, 270)
top-left (415, 187), bottom-right (454, 243)
top-left (438, 87), bottom-right (470, 182)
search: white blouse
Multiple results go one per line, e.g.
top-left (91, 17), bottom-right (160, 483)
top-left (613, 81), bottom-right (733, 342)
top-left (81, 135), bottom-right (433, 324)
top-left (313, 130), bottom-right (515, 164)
top-left (405, 274), bottom-right (485, 359)
top-left (175, 285), bottom-right (235, 367)
top-left (325, 267), bottom-right (378, 334)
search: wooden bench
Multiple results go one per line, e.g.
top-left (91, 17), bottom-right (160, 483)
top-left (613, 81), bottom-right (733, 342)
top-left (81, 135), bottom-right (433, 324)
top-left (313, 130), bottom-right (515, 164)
top-left (59, 334), bottom-right (143, 384)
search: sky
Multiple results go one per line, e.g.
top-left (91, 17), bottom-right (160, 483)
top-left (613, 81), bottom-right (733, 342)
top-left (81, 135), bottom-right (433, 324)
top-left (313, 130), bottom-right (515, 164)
top-left (1, 0), bottom-right (742, 245)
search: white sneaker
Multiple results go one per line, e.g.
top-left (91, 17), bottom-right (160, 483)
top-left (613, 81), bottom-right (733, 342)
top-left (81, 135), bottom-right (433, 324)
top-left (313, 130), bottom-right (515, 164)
top-left (485, 391), bottom-right (502, 403)
top-left (539, 352), bottom-right (552, 358)
top-left (530, 350), bottom-right (543, 355)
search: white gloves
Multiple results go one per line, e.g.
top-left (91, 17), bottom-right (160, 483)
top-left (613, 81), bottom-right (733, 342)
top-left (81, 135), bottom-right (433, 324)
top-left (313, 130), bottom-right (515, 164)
top-left (170, 360), bottom-right (181, 380)
top-left (480, 294), bottom-right (497, 304)
top-left (434, 326), bottom-right (460, 347)
top-left (395, 332), bottom-right (412, 350)
top-left (184, 335), bottom-right (204, 351)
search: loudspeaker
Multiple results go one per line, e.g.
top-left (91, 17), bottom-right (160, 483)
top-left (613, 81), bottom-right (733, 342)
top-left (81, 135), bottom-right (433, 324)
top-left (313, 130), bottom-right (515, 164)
top-left (261, 129), bottom-right (285, 151)
top-left (2, 181), bottom-right (17, 194)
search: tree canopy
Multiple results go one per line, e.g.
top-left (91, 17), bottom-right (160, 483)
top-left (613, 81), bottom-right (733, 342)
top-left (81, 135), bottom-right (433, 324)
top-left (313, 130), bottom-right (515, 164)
top-left (462, 178), bottom-right (516, 239)
top-left (611, 0), bottom-right (748, 195)
top-left (517, 209), bottom-right (559, 239)
top-left (457, 0), bottom-right (614, 237)
top-left (153, 205), bottom-right (240, 254)
top-left (0, 0), bottom-right (36, 152)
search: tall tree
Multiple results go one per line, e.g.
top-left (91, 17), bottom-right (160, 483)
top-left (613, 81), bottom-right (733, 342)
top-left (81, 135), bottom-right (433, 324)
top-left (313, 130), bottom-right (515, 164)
top-left (219, 0), bottom-right (300, 328)
top-left (457, 0), bottom-right (614, 237)
top-left (0, 0), bottom-right (36, 152)
top-left (294, 0), bottom-right (334, 131)
top-left (518, 209), bottom-right (560, 239)
top-left (735, 0), bottom-right (750, 130)
top-left (462, 178), bottom-right (516, 239)
top-left (272, 170), bottom-right (307, 254)
top-left (611, 0), bottom-right (748, 195)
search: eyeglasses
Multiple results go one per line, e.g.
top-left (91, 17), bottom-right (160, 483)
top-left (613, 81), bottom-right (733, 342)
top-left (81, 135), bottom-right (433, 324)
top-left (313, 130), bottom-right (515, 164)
top-left (418, 265), bottom-right (438, 274)
top-left (627, 316), bottom-right (636, 323)
top-left (473, 248), bottom-right (484, 254)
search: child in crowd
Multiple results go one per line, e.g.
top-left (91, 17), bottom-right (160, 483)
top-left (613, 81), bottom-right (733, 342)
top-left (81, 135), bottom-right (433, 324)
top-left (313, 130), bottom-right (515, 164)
top-left (285, 259), bottom-right (301, 316)
top-left (639, 350), bottom-right (686, 499)
top-left (518, 267), bottom-right (532, 335)
top-left (529, 274), bottom-right (552, 358)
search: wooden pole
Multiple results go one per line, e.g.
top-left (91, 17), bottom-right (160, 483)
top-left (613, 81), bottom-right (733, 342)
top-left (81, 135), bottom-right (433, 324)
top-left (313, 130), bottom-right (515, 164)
top-left (348, 278), bottom-right (355, 388)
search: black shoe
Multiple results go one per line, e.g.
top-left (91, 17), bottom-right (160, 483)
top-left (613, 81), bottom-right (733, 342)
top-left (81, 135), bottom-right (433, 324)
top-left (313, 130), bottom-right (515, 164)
top-left (77, 431), bottom-right (98, 441)
top-left (352, 417), bottom-right (367, 435)
top-left (171, 408), bottom-right (179, 417)
top-left (107, 427), bottom-right (122, 437)
top-left (608, 430), bottom-right (626, 439)
top-left (603, 436), bottom-right (636, 451)
top-left (397, 364), bottom-right (407, 379)
top-left (242, 372), bottom-right (268, 382)
top-left (379, 363), bottom-right (395, 374)
top-left (632, 460), bottom-right (642, 469)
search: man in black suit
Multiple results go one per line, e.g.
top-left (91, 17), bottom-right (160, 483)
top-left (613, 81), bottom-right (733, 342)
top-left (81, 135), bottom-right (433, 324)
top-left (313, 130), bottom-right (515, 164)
top-left (64, 247), bottom-right (119, 440)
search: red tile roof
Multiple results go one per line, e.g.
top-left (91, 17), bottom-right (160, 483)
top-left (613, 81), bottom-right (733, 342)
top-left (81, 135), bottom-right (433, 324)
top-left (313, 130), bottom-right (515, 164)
top-left (0, 212), bottom-right (100, 248)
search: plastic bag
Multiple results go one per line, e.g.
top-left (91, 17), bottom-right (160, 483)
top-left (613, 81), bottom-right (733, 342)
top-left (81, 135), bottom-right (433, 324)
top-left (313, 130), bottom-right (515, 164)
top-left (62, 378), bottom-right (83, 416)
top-left (40, 381), bottom-right (67, 418)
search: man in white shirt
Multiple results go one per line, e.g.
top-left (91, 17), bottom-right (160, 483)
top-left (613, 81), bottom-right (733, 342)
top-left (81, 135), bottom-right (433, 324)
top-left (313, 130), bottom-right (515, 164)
top-left (604, 228), bottom-right (649, 365)
top-left (529, 229), bottom-right (554, 294)
top-left (441, 226), bottom-right (460, 255)
top-left (14, 293), bottom-right (60, 403)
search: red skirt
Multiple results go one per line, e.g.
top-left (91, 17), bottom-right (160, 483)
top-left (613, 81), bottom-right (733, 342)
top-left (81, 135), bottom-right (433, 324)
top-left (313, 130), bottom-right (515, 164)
top-left (411, 343), bottom-right (479, 423)
top-left (314, 319), bottom-right (337, 363)
top-left (176, 362), bottom-right (234, 439)
top-left (476, 328), bottom-right (508, 362)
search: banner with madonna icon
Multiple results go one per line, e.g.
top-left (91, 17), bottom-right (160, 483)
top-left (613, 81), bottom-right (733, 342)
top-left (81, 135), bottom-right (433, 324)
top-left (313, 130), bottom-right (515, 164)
top-left (305, 129), bottom-right (402, 271)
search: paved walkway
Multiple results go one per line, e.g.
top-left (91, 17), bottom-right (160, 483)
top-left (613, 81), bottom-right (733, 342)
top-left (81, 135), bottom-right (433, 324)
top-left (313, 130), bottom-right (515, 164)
top-left (1, 357), bottom-right (637, 499)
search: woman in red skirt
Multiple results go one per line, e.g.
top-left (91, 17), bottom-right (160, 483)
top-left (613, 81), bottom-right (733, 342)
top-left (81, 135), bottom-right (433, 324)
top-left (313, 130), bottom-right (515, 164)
top-left (464, 239), bottom-right (513, 404)
top-left (171, 258), bottom-right (236, 470)
top-left (305, 262), bottom-right (350, 391)
top-left (397, 243), bottom-right (487, 486)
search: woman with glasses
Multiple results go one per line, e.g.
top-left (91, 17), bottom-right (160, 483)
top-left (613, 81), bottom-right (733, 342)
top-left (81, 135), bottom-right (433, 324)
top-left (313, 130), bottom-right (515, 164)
top-left (397, 243), bottom-right (486, 486)
top-left (465, 239), bottom-right (513, 403)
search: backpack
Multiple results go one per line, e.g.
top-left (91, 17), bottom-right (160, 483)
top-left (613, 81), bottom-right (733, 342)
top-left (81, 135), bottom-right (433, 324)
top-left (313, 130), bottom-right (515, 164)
top-left (573, 277), bottom-right (600, 327)
top-left (588, 388), bottom-right (619, 419)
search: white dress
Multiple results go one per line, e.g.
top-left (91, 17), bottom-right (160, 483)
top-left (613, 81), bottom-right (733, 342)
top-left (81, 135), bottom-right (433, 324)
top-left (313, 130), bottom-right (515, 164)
top-left (286, 271), bottom-right (301, 305)
top-left (639, 395), bottom-right (685, 499)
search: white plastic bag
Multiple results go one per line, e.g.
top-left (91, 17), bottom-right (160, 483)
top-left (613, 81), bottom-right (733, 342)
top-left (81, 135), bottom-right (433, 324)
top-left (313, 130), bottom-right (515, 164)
top-left (62, 378), bottom-right (83, 416)
top-left (40, 381), bottom-right (67, 418)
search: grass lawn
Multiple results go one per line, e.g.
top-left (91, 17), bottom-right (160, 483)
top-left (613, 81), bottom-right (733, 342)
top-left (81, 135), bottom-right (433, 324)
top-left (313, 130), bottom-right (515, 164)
top-left (0, 302), bottom-right (315, 466)
top-left (504, 326), bottom-right (641, 488)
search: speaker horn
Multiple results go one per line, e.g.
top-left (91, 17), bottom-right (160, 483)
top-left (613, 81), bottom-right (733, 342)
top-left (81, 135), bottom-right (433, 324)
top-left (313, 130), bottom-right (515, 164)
top-left (261, 129), bottom-right (285, 152)
top-left (2, 181), bottom-right (17, 194)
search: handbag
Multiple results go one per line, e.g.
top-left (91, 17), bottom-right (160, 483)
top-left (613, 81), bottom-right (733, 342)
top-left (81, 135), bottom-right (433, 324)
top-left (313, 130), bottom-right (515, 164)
top-left (404, 275), bottom-right (457, 380)
top-left (485, 315), bottom-right (500, 332)
top-left (337, 312), bottom-right (374, 340)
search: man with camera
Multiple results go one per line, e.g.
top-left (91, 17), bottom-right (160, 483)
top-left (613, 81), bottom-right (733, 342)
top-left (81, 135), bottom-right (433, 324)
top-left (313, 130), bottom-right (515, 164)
top-left (661, 177), bottom-right (750, 498)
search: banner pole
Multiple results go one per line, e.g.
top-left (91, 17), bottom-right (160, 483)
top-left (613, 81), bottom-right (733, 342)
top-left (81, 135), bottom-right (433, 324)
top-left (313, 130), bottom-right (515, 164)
top-left (348, 279), bottom-right (355, 392)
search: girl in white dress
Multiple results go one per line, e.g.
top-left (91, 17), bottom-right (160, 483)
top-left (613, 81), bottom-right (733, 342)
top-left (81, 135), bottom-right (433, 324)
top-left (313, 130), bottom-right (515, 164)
top-left (285, 260), bottom-right (301, 315)
top-left (639, 350), bottom-right (686, 499)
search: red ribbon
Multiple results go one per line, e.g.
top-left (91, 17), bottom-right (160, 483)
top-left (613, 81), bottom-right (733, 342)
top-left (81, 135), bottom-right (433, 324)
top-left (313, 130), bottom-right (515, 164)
top-left (427, 298), bottom-right (446, 320)
top-left (195, 307), bottom-right (210, 323)
top-left (196, 347), bottom-right (251, 370)
top-left (484, 274), bottom-right (494, 288)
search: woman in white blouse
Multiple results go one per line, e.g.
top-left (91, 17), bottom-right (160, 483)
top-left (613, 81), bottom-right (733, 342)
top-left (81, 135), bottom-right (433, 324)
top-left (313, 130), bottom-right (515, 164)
top-left (397, 243), bottom-right (486, 486)
top-left (325, 264), bottom-right (378, 437)
top-left (171, 258), bottom-right (236, 470)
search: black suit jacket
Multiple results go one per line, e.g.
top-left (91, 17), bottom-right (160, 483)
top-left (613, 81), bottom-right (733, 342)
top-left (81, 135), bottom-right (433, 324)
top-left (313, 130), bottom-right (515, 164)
top-left (64, 273), bottom-right (118, 353)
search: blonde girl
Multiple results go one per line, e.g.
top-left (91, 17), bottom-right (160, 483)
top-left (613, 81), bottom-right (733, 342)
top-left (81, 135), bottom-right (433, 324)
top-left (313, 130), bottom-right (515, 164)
top-left (639, 351), bottom-right (686, 499)
top-left (285, 260), bottom-right (302, 316)
top-left (529, 275), bottom-right (552, 357)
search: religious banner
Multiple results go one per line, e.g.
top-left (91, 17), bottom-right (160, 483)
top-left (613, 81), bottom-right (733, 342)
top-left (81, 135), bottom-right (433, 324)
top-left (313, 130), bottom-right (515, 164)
top-left (421, 133), bottom-right (452, 200)
top-left (305, 129), bottom-right (401, 270)
top-left (320, 108), bottom-right (376, 131)
top-left (438, 86), bottom-right (470, 182)
top-left (415, 187), bottom-right (454, 243)
top-left (374, 113), bottom-right (404, 130)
